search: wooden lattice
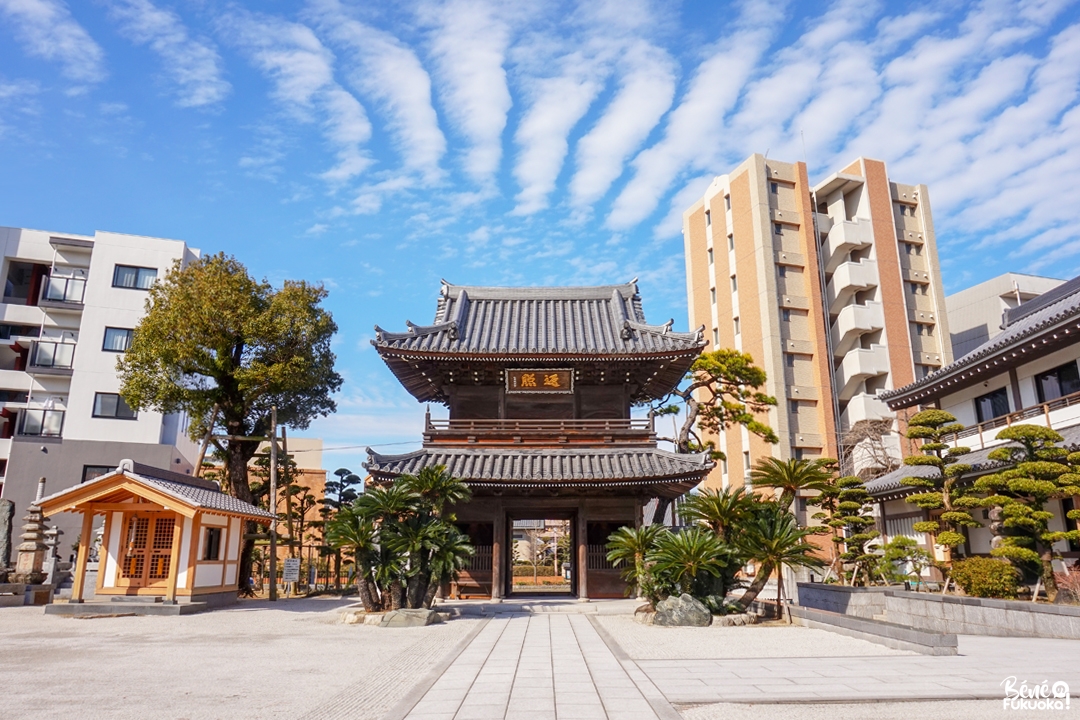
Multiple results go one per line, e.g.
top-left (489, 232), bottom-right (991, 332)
top-left (121, 517), bottom-right (150, 579)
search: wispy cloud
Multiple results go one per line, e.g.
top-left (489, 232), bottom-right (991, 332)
top-left (312, 0), bottom-right (446, 185)
top-left (104, 0), bottom-right (229, 107)
top-left (0, 0), bottom-right (106, 87)
top-left (423, 0), bottom-right (512, 185)
top-left (220, 10), bottom-right (372, 184)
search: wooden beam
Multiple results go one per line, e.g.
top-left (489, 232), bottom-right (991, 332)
top-left (70, 512), bottom-right (94, 603)
top-left (165, 514), bottom-right (183, 604)
top-left (85, 503), bottom-right (168, 513)
top-left (185, 515), bottom-right (202, 592)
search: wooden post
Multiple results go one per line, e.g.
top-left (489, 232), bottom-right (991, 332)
top-left (492, 508), bottom-right (504, 601)
top-left (269, 406), bottom-right (278, 602)
top-left (577, 509), bottom-right (588, 601)
top-left (70, 511), bottom-right (94, 603)
top-left (164, 514), bottom-right (183, 604)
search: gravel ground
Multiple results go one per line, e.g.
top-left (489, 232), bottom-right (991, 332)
top-left (680, 699), bottom-right (1032, 720)
top-left (1, 597), bottom-right (480, 720)
top-left (596, 615), bottom-right (913, 659)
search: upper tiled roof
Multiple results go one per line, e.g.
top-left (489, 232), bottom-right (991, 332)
top-left (373, 280), bottom-right (705, 357)
top-left (365, 446), bottom-right (713, 498)
top-left (882, 273), bottom-right (1080, 408)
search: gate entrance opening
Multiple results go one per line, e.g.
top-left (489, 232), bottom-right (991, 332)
top-left (510, 517), bottom-right (573, 596)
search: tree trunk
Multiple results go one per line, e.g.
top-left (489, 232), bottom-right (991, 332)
top-left (1040, 545), bottom-right (1059, 603)
top-left (734, 562), bottom-right (774, 611)
top-left (357, 573), bottom-right (378, 612)
top-left (422, 579), bottom-right (439, 608)
top-left (226, 437), bottom-right (259, 597)
top-left (389, 580), bottom-right (404, 610)
top-left (776, 568), bottom-right (784, 621)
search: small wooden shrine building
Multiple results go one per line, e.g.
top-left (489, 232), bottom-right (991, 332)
top-left (37, 459), bottom-right (273, 612)
top-left (367, 280), bottom-right (713, 599)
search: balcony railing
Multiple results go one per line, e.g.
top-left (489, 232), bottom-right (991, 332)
top-left (20, 409), bottom-right (64, 437)
top-left (948, 389), bottom-right (1080, 449)
top-left (29, 341), bottom-right (75, 370)
top-left (424, 417), bottom-right (655, 447)
top-left (40, 276), bottom-right (86, 306)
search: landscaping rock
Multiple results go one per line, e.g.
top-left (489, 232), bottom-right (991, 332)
top-left (652, 593), bottom-right (712, 627)
top-left (379, 608), bottom-right (443, 627)
top-left (712, 612), bottom-right (757, 626)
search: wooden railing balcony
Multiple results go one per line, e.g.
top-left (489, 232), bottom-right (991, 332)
top-left (947, 389), bottom-right (1080, 450)
top-left (423, 417), bottom-right (656, 447)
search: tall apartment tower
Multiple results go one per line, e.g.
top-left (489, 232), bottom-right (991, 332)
top-left (683, 155), bottom-right (952, 489)
top-left (0, 226), bottom-right (201, 541)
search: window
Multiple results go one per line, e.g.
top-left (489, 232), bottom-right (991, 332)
top-left (0, 389), bottom-right (28, 403)
top-left (774, 223), bottom-right (782, 235)
top-left (909, 282), bottom-right (927, 295)
top-left (82, 465), bottom-right (113, 484)
top-left (203, 527), bottom-right (222, 561)
top-left (785, 353), bottom-right (795, 367)
top-left (782, 309), bottom-right (792, 322)
top-left (770, 182), bottom-right (779, 194)
top-left (974, 387), bottom-right (1010, 423)
top-left (103, 327), bottom-right (134, 352)
top-left (92, 392), bottom-right (137, 419)
top-left (730, 275), bottom-right (738, 292)
top-left (733, 317), bottom-right (740, 335)
top-left (778, 265), bottom-right (787, 278)
top-left (712, 328), bottom-right (719, 346)
top-left (789, 400), bottom-right (800, 414)
top-left (914, 323), bottom-right (932, 336)
top-left (793, 448), bottom-right (804, 460)
top-left (710, 287), bottom-right (716, 304)
top-left (0, 324), bottom-right (39, 339)
top-left (707, 248), bottom-right (714, 265)
top-left (727, 234), bottom-right (734, 251)
top-left (112, 265), bottom-right (157, 290)
top-left (724, 195), bottom-right (731, 210)
top-left (705, 209), bottom-right (711, 227)
top-left (1035, 361), bottom-right (1080, 403)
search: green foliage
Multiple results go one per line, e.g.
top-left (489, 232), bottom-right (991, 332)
top-left (901, 410), bottom-right (978, 562)
top-left (117, 252), bottom-right (342, 596)
top-left (327, 466), bottom-right (473, 611)
top-left (679, 487), bottom-right (755, 541)
top-left (734, 503), bottom-right (825, 612)
top-left (657, 348), bottom-right (778, 460)
top-left (749, 457), bottom-right (832, 512)
top-left (810, 475), bottom-right (879, 585)
top-left (650, 527), bottom-right (733, 595)
top-left (878, 536), bottom-right (933, 586)
top-left (949, 557), bottom-right (1020, 599)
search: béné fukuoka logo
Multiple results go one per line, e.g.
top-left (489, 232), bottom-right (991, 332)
top-left (1002, 676), bottom-right (1071, 711)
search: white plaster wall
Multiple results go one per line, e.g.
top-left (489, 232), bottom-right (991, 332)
top-left (195, 562), bottom-right (224, 587)
top-left (103, 511), bottom-right (122, 588)
top-left (176, 516), bottom-right (192, 588)
top-left (226, 517), bottom-right (240, 561)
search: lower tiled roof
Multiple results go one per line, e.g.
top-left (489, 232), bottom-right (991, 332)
top-left (365, 447), bottom-right (713, 491)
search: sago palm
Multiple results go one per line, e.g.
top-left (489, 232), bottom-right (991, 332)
top-left (606, 524), bottom-right (665, 597)
top-left (749, 457), bottom-right (832, 512)
top-left (680, 487), bottom-right (755, 542)
top-left (735, 503), bottom-right (824, 615)
top-left (649, 527), bottom-right (730, 595)
top-left (399, 465), bottom-right (471, 518)
top-left (326, 505), bottom-right (383, 611)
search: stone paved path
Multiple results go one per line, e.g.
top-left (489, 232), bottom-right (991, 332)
top-left (403, 614), bottom-right (675, 720)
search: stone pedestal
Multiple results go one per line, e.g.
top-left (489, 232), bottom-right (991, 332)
top-left (12, 504), bottom-right (47, 586)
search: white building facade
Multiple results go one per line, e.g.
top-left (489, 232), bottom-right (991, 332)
top-left (0, 226), bottom-right (201, 544)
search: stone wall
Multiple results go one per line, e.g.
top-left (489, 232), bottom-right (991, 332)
top-left (796, 583), bottom-right (894, 619)
top-left (884, 590), bottom-right (1080, 640)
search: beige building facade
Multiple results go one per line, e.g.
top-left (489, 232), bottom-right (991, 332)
top-left (683, 154), bottom-right (952, 489)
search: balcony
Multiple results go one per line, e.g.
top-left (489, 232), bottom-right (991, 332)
top-left (19, 409), bottom-right (64, 437)
top-left (841, 392), bottom-right (891, 428)
top-left (424, 417), bottom-right (656, 447)
top-left (826, 259), bottom-right (878, 314)
top-left (28, 341), bottom-right (75, 376)
top-left (947, 389), bottom-right (1080, 451)
top-left (835, 344), bottom-right (889, 402)
top-left (831, 301), bottom-right (884, 356)
top-left (822, 219), bottom-right (872, 273)
top-left (38, 276), bottom-right (86, 311)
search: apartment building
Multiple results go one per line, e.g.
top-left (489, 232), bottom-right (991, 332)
top-left (0, 226), bottom-right (201, 542)
top-left (946, 272), bottom-right (1063, 358)
top-left (683, 154), bottom-right (952, 489)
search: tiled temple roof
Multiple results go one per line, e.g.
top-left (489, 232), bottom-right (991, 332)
top-left (364, 447), bottom-right (713, 498)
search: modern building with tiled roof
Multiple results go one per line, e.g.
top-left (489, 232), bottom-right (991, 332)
top-left (367, 280), bottom-right (713, 600)
top-left (869, 275), bottom-right (1080, 571)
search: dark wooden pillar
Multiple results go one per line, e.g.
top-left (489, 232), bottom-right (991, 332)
top-left (576, 505), bottom-right (588, 601)
top-left (492, 505), bottom-right (505, 600)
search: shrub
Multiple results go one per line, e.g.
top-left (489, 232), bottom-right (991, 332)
top-left (950, 557), bottom-right (1020, 599)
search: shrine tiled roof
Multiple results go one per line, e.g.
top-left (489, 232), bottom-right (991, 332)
top-left (364, 447), bottom-right (713, 498)
top-left (373, 280), bottom-right (705, 358)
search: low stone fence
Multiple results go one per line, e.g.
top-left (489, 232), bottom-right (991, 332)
top-left (884, 590), bottom-right (1080, 640)
top-left (796, 583), bottom-right (897, 619)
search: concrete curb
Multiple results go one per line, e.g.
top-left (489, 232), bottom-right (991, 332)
top-left (382, 616), bottom-right (491, 720)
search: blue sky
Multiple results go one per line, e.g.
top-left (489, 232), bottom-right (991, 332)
top-left (1, 0), bottom-right (1079, 473)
